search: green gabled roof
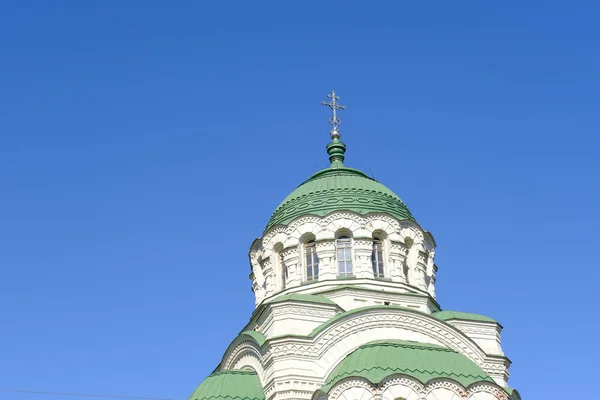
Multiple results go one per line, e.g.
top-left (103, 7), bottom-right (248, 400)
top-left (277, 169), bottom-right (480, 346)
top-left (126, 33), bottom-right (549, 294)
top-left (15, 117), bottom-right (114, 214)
top-left (268, 293), bottom-right (337, 306)
top-left (433, 310), bottom-right (497, 323)
top-left (188, 370), bottom-right (264, 400)
top-left (238, 331), bottom-right (267, 347)
top-left (322, 340), bottom-right (493, 392)
top-left (265, 166), bottom-right (415, 231)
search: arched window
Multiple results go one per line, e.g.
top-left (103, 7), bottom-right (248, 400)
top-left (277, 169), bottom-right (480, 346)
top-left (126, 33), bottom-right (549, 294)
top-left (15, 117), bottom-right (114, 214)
top-left (273, 243), bottom-right (285, 291)
top-left (280, 252), bottom-right (287, 289)
top-left (336, 236), bottom-right (353, 276)
top-left (305, 240), bottom-right (319, 281)
top-left (371, 237), bottom-right (385, 278)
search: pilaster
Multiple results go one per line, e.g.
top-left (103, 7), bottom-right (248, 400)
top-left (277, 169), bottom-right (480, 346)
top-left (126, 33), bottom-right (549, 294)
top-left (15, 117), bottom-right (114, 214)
top-left (352, 238), bottom-right (373, 279)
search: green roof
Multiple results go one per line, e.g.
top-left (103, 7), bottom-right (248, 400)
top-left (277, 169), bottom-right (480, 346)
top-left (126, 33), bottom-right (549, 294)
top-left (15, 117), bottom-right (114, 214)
top-left (268, 293), bottom-right (337, 306)
top-left (188, 370), bottom-right (264, 400)
top-left (265, 166), bottom-right (414, 231)
top-left (322, 340), bottom-right (493, 392)
top-left (433, 310), bottom-right (497, 323)
top-left (238, 331), bottom-right (267, 347)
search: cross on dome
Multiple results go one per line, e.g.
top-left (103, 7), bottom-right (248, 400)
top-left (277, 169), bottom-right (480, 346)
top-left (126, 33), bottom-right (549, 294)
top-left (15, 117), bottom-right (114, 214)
top-left (321, 90), bottom-right (346, 140)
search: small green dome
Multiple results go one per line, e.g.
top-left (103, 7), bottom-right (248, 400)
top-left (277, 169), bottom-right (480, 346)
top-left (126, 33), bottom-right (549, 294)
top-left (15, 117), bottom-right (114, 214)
top-left (188, 370), bottom-right (264, 400)
top-left (265, 166), bottom-right (415, 231)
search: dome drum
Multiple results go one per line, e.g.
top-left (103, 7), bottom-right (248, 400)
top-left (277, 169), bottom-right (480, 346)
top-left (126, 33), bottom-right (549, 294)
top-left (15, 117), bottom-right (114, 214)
top-left (250, 211), bottom-right (437, 307)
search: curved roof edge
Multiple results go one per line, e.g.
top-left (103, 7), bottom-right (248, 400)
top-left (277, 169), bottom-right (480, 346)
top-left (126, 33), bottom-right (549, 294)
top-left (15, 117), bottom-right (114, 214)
top-left (433, 310), bottom-right (498, 324)
top-left (188, 370), bottom-right (264, 400)
top-left (238, 330), bottom-right (267, 347)
top-left (267, 293), bottom-right (338, 306)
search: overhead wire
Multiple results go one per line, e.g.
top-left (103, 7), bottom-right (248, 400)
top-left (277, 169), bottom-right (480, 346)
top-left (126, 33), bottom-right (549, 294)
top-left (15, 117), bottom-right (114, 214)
top-left (0, 388), bottom-right (176, 400)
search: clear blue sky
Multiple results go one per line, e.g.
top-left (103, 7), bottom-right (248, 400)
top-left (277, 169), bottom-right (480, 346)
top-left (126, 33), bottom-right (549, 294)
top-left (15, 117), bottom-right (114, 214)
top-left (1, 2), bottom-right (598, 399)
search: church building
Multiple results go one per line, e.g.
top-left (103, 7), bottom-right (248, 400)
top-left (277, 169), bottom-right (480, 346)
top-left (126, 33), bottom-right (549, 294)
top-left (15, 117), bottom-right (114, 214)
top-left (188, 92), bottom-right (520, 400)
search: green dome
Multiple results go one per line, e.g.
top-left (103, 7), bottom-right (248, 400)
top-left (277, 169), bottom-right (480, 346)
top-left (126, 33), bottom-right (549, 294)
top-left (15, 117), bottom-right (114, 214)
top-left (265, 166), bottom-right (415, 231)
top-left (321, 340), bottom-right (493, 392)
top-left (188, 370), bottom-right (264, 400)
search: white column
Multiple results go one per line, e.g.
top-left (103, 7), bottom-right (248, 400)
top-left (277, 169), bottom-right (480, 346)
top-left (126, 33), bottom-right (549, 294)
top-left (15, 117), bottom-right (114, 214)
top-left (389, 241), bottom-right (408, 282)
top-left (415, 249), bottom-right (428, 290)
top-left (353, 238), bottom-right (373, 279)
top-left (426, 249), bottom-right (437, 298)
top-left (282, 247), bottom-right (300, 288)
top-left (316, 241), bottom-right (336, 280)
top-left (262, 258), bottom-right (275, 297)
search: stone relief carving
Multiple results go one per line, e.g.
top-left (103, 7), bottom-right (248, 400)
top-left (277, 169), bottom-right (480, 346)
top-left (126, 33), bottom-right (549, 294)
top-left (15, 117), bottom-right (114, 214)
top-left (323, 376), bottom-right (506, 400)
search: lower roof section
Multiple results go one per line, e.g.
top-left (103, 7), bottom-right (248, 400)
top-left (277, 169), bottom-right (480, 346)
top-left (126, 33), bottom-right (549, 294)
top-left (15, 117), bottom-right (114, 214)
top-left (188, 370), bottom-right (265, 400)
top-left (321, 340), bottom-right (494, 392)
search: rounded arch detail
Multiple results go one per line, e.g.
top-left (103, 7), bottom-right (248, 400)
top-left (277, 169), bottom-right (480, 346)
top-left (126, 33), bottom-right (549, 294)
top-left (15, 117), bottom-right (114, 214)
top-left (220, 336), bottom-right (265, 384)
top-left (308, 308), bottom-right (489, 379)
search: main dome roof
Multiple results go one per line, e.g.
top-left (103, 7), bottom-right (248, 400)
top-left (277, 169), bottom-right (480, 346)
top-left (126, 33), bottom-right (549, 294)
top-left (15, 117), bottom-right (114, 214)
top-left (265, 95), bottom-right (415, 232)
top-left (265, 164), bottom-right (415, 231)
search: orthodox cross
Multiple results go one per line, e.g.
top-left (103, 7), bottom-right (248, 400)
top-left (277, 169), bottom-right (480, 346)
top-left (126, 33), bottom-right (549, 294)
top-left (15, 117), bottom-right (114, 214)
top-left (321, 91), bottom-right (346, 139)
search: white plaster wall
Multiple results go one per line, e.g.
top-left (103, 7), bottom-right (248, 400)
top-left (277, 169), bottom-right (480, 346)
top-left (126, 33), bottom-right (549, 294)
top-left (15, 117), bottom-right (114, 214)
top-left (444, 320), bottom-right (504, 356)
top-left (257, 302), bottom-right (340, 338)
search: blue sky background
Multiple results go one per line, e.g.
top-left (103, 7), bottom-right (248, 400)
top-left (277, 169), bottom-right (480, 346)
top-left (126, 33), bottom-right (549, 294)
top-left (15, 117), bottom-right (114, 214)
top-left (1, 2), bottom-right (599, 399)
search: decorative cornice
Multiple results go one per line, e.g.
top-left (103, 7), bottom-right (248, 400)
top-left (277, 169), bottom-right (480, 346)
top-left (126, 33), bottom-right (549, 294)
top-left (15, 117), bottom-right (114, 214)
top-left (270, 307), bottom-right (338, 319)
top-left (323, 376), bottom-right (509, 400)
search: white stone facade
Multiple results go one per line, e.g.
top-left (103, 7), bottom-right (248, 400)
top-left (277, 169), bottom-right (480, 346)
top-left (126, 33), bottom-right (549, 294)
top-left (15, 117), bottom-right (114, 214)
top-left (220, 303), bottom-right (515, 400)
top-left (209, 211), bottom-right (520, 400)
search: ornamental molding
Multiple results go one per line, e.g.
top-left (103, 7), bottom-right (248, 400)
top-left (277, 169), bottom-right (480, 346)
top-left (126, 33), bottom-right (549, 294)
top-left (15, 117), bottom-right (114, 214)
top-left (467, 383), bottom-right (509, 400)
top-left (397, 220), bottom-right (425, 243)
top-left (323, 285), bottom-right (425, 301)
top-left (480, 357), bottom-right (510, 371)
top-left (352, 239), bottom-right (373, 247)
top-left (325, 376), bottom-right (506, 400)
top-left (390, 241), bottom-right (408, 254)
top-left (262, 226), bottom-right (288, 249)
top-left (270, 306), bottom-right (338, 319)
top-left (327, 378), bottom-right (373, 400)
top-left (263, 378), bottom-right (322, 398)
top-left (422, 379), bottom-right (468, 398)
top-left (453, 325), bottom-right (498, 336)
top-left (380, 376), bottom-right (424, 395)
top-left (262, 212), bottom-right (429, 251)
top-left (222, 339), bottom-right (263, 371)
top-left (315, 243), bottom-right (335, 252)
top-left (273, 389), bottom-right (314, 400)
